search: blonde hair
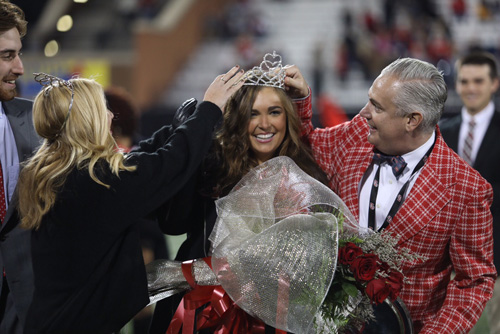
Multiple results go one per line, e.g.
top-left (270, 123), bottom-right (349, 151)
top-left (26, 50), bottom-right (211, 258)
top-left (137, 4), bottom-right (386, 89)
top-left (19, 78), bottom-right (136, 230)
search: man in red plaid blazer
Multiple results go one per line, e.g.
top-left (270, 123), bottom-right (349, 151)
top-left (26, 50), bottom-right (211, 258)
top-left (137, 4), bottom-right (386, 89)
top-left (286, 58), bottom-right (496, 333)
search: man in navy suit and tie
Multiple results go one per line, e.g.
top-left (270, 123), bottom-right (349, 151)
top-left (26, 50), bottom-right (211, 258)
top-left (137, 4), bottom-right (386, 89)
top-left (440, 51), bottom-right (500, 333)
top-left (0, 2), bottom-right (41, 333)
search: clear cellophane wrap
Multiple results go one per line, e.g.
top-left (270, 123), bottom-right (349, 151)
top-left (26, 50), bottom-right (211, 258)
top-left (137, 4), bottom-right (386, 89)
top-left (147, 156), bottom-right (362, 333)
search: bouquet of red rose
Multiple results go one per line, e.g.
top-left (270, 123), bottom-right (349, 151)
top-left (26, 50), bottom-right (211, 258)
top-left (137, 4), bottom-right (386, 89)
top-left (316, 229), bottom-right (411, 333)
top-left (340, 241), bottom-right (404, 304)
top-left (147, 157), bottom-right (418, 334)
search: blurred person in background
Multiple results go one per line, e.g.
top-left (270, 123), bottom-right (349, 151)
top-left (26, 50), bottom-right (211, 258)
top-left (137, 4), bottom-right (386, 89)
top-left (0, 2), bottom-right (40, 333)
top-left (105, 86), bottom-right (140, 152)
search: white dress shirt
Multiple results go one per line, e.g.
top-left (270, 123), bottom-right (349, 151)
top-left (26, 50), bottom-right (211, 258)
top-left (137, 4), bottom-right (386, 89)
top-left (358, 132), bottom-right (436, 231)
top-left (458, 101), bottom-right (494, 165)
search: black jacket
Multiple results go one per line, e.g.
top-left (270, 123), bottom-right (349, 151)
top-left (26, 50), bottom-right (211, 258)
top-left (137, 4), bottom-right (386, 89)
top-left (440, 110), bottom-right (500, 270)
top-left (24, 102), bottom-right (221, 334)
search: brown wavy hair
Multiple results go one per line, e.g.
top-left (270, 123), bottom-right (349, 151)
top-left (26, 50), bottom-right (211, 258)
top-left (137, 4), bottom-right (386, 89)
top-left (213, 85), bottom-right (327, 196)
top-left (0, 1), bottom-right (27, 37)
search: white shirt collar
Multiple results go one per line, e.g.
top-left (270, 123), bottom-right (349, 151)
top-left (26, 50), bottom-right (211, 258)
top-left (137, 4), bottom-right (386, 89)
top-left (400, 131), bottom-right (436, 177)
top-left (461, 101), bottom-right (495, 124)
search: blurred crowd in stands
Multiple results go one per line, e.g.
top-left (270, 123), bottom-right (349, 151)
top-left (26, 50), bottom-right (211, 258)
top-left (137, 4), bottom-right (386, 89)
top-left (335, 0), bottom-right (500, 87)
top-left (201, 0), bottom-right (500, 93)
top-left (204, 0), bottom-right (269, 70)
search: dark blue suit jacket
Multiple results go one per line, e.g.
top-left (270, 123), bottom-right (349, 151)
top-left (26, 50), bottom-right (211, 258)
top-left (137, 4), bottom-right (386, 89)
top-left (0, 97), bottom-right (40, 330)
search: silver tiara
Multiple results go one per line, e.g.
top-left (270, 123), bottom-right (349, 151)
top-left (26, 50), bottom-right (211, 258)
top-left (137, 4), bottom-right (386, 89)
top-left (243, 51), bottom-right (289, 90)
top-left (33, 72), bottom-right (75, 136)
top-left (34, 72), bottom-right (74, 97)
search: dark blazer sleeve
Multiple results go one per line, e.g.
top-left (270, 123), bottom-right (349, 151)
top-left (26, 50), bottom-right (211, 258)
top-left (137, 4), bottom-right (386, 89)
top-left (156, 166), bottom-right (204, 235)
top-left (134, 124), bottom-right (175, 154)
top-left (106, 101), bottom-right (222, 226)
top-left (0, 98), bottom-right (40, 328)
top-left (472, 111), bottom-right (500, 269)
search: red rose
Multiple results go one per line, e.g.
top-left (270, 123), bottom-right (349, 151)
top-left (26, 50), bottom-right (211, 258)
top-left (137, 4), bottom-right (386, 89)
top-left (378, 261), bottom-right (390, 274)
top-left (349, 253), bottom-right (379, 282)
top-left (339, 242), bottom-right (363, 265)
top-left (365, 279), bottom-right (391, 304)
top-left (386, 271), bottom-right (404, 300)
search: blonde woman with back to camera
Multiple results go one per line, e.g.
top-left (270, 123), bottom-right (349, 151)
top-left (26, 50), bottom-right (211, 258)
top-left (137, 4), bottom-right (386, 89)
top-left (18, 67), bottom-right (244, 334)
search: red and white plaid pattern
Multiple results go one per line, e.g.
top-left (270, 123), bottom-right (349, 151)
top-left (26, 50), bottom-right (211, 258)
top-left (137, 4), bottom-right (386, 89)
top-left (296, 95), bottom-right (496, 333)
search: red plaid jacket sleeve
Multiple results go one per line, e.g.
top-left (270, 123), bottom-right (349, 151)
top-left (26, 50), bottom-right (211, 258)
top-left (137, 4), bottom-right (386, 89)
top-left (295, 94), bottom-right (366, 191)
top-left (295, 93), bottom-right (313, 138)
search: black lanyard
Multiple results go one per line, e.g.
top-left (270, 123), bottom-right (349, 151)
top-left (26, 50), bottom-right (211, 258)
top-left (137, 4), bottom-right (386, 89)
top-left (368, 141), bottom-right (435, 231)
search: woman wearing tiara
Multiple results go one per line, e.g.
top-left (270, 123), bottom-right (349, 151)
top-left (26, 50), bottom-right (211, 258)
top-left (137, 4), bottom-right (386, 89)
top-left (150, 52), bottom-right (325, 334)
top-left (17, 67), bottom-right (244, 334)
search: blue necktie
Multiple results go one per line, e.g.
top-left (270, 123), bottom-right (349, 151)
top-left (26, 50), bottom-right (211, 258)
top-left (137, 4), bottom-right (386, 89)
top-left (372, 152), bottom-right (407, 177)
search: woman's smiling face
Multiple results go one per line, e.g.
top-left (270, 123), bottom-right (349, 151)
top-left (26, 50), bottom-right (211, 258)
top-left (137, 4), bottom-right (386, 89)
top-left (247, 87), bottom-right (287, 164)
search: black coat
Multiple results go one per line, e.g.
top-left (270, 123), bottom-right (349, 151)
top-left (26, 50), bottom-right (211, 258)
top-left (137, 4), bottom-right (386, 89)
top-left (440, 110), bottom-right (500, 270)
top-left (24, 102), bottom-right (221, 334)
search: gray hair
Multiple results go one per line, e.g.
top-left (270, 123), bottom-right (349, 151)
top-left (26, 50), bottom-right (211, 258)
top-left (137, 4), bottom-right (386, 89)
top-left (380, 58), bottom-right (447, 133)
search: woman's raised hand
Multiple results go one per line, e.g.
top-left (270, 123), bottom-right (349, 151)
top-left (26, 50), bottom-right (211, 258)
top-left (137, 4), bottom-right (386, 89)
top-left (203, 66), bottom-right (245, 113)
top-left (284, 65), bottom-right (310, 99)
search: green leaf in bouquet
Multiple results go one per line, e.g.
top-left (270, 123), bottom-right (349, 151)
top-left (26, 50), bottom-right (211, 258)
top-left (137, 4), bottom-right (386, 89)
top-left (342, 282), bottom-right (359, 298)
top-left (343, 275), bottom-right (356, 282)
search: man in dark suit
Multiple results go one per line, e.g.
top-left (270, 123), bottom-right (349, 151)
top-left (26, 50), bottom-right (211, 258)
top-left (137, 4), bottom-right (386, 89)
top-left (440, 51), bottom-right (500, 333)
top-left (0, 2), bottom-right (41, 333)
